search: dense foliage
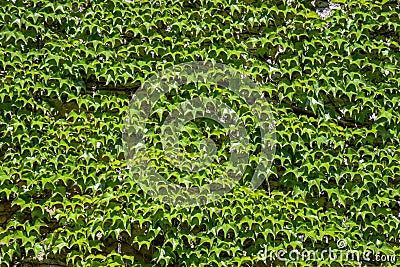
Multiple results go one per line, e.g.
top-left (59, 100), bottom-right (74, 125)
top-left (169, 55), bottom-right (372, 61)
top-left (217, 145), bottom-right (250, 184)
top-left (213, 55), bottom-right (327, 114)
top-left (0, 0), bottom-right (399, 266)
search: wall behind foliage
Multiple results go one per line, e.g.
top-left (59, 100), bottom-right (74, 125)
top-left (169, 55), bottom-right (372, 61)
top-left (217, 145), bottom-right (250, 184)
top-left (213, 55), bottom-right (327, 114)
top-left (0, 0), bottom-right (399, 266)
